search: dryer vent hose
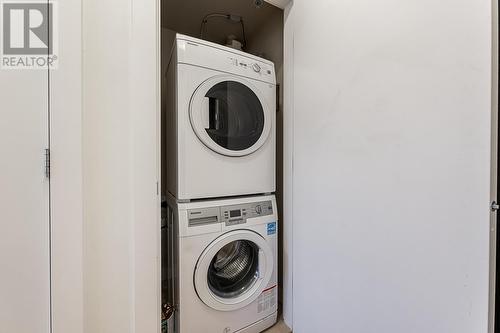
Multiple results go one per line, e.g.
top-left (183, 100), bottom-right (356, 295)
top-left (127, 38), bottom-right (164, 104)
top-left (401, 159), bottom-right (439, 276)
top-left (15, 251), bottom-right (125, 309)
top-left (199, 13), bottom-right (247, 49)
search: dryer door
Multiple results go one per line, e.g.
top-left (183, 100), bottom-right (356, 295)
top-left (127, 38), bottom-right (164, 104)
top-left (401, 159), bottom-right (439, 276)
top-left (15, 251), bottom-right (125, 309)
top-left (194, 229), bottom-right (274, 312)
top-left (189, 75), bottom-right (272, 157)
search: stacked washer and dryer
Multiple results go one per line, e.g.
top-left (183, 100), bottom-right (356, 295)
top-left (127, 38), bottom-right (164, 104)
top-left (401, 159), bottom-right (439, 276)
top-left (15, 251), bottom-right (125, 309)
top-left (163, 33), bottom-right (278, 333)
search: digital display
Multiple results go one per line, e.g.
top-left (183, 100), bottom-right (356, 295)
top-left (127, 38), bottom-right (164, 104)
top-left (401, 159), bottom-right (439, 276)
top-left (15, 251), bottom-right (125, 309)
top-left (230, 210), bottom-right (241, 218)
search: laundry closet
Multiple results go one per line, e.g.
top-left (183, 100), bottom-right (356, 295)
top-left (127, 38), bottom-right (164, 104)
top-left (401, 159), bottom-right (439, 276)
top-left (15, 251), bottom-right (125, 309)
top-left (0, 0), bottom-right (492, 330)
top-left (160, 1), bottom-right (286, 332)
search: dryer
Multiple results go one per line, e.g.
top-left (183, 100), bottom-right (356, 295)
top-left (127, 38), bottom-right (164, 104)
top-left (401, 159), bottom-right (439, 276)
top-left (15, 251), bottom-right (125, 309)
top-left (165, 34), bottom-right (276, 200)
top-left (163, 194), bottom-right (278, 333)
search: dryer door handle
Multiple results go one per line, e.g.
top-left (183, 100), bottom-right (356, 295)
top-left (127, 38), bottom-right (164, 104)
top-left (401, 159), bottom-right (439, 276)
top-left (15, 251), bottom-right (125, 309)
top-left (201, 97), bottom-right (210, 129)
top-left (258, 248), bottom-right (265, 279)
top-left (208, 97), bottom-right (223, 131)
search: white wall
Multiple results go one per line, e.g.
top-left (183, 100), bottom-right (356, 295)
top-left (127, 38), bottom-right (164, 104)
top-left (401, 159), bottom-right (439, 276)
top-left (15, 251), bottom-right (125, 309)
top-left (83, 0), bottom-right (160, 332)
top-left (285, 0), bottom-right (492, 332)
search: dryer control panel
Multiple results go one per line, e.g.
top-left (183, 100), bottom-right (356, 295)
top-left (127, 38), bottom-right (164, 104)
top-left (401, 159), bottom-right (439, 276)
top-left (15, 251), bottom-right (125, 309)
top-left (221, 200), bottom-right (273, 226)
top-left (176, 34), bottom-right (276, 85)
top-left (227, 56), bottom-right (274, 81)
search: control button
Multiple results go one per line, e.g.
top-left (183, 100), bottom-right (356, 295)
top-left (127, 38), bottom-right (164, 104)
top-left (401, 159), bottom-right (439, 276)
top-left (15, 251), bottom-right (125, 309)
top-left (255, 205), bottom-right (262, 214)
top-left (229, 58), bottom-right (238, 66)
top-left (252, 63), bottom-right (261, 73)
top-left (227, 219), bottom-right (245, 226)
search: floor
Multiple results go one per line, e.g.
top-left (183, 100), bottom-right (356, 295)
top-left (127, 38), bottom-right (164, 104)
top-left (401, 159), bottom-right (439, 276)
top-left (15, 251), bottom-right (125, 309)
top-left (264, 319), bottom-right (291, 333)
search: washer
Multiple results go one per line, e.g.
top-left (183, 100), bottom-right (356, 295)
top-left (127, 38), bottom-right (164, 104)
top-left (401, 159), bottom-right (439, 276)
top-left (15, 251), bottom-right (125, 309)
top-left (164, 193), bottom-right (278, 333)
top-left (165, 34), bottom-right (276, 200)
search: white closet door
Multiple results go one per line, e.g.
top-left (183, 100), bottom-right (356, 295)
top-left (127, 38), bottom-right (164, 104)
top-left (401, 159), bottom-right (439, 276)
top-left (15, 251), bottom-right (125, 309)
top-left (287, 0), bottom-right (491, 332)
top-left (0, 39), bottom-right (50, 333)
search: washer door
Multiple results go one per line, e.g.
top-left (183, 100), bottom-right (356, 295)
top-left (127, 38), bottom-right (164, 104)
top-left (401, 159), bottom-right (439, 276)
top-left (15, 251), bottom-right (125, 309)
top-left (189, 76), bottom-right (272, 157)
top-left (194, 230), bottom-right (274, 312)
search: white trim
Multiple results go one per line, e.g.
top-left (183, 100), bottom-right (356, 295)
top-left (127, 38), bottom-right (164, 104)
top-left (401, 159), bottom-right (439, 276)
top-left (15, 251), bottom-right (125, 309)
top-left (282, 1), bottom-right (294, 329)
top-left (130, 0), bottom-right (162, 331)
top-left (489, 0), bottom-right (498, 331)
top-left (157, 2), bottom-right (163, 333)
top-left (50, 0), bottom-right (83, 331)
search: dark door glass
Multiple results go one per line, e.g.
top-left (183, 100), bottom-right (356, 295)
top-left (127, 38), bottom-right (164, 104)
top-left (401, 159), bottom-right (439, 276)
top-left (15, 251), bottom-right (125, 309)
top-left (205, 81), bottom-right (265, 151)
top-left (207, 240), bottom-right (259, 299)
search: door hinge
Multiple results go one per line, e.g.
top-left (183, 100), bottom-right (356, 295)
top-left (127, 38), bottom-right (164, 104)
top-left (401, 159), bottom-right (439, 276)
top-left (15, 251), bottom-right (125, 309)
top-left (45, 148), bottom-right (50, 179)
top-left (492, 201), bottom-right (500, 212)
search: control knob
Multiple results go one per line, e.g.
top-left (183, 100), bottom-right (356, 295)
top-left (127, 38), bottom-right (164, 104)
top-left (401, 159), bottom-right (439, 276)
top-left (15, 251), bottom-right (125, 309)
top-left (252, 63), bottom-right (261, 73)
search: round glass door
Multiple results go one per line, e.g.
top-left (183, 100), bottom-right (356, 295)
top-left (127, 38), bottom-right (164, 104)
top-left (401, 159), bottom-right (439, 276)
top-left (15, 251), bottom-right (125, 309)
top-left (208, 240), bottom-right (259, 299)
top-left (194, 230), bottom-right (273, 312)
top-left (190, 76), bottom-right (272, 157)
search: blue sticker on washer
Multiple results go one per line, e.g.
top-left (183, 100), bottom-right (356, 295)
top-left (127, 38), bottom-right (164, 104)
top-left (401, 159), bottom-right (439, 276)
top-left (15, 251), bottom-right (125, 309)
top-left (267, 222), bottom-right (276, 235)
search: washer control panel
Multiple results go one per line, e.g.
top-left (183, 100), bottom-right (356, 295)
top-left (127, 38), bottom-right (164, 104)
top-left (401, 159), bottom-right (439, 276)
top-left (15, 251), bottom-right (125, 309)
top-left (221, 200), bottom-right (273, 226)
